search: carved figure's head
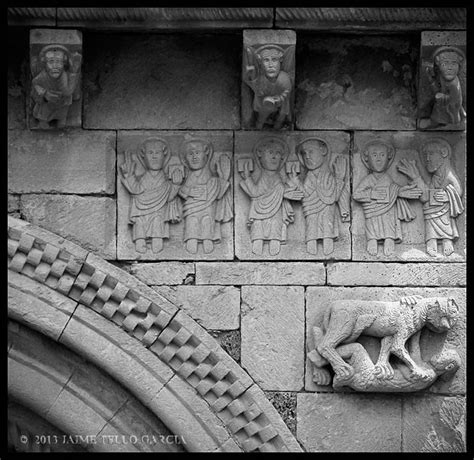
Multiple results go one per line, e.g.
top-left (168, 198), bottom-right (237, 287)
top-left (428, 347), bottom-right (461, 375)
top-left (183, 139), bottom-right (212, 171)
top-left (297, 138), bottom-right (329, 171)
top-left (424, 297), bottom-right (459, 333)
top-left (434, 46), bottom-right (464, 82)
top-left (256, 45), bottom-right (284, 79)
top-left (40, 45), bottom-right (69, 79)
top-left (254, 137), bottom-right (289, 171)
top-left (140, 138), bottom-right (169, 170)
top-left (421, 138), bottom-right (452, 173)
top-left (362, 140), bottom-right (395, 173)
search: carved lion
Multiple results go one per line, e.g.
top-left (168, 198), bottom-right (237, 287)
top-left (308, 296), bottom-right (459, 385)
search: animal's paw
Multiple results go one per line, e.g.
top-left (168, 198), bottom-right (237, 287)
top-left (312, 368), bottom-right (332, 386)
top-left (374, 363), bottom-right (394, 380)
top-left (334, 363), bottom-right (354, 380)
top-left (409, 368), bottom-right (432, 381)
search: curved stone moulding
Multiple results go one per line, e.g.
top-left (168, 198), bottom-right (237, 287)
top-left (7, 215), bottom-right (302, 453)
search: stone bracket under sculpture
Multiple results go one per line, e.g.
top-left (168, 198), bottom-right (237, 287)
top-left (29, 29), bottom-right (82, 130)
top-left (418, 31), bottom-right (466, 131)
top-left (307, 295), bottom-right (460, 392)
top-left (242, 29), bottom-right (296, 130)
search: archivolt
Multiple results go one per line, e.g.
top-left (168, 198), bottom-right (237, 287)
top-left (7, 216), bottom-right (302, 453)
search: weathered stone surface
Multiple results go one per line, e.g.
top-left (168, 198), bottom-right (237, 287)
top-left (276, 8), bottom-right (466, 30)
top-left (242, 29), bottom-right (296, 130)
top-left (176, 286), bottom-right (240, 330)
top-left (295, 35), bottom-right (417, 130)
top-left (297, 393), bottom-right (402, 452)
top-left (56, 8), bottom-right (273, 29)
top-left (8, 130), bottom-right (116, 194)
top-left (151, 285), bottom-right (178, 306)
top-left (8, 7), bottom-right (56, 26)
top-left (402, 395), bottom-right (466, 452)
top-left (235, 131), bottom-right (351, 260)
top-left (8, 28), bottom-right (27, 129)
top-left (117, 131), bottom-right (233, 260)
top-left (196, 262), bottom-right (326, 285)
top-left (327, 262), bottom-right (466, 287)
top-left (210, 330), bottom-right (241, 363)
top-left (352, 131), bottom-right (466, 261)
top-left (8, 270), bottom-right (77, 341)
top-left (130, 262), bottom-right (195, 285)
top-left (84, 34), bottom-right (240, 129)
top-left (305, 287), bottom-right (465, 395)
top-left (265, 391), bottom-right (297, 436)
top-left (20, 194), bottom-right (116, 259)
top-left (8, 194), bottom-right (20, 214)
top-left (29, 29), bottom-right (83, 129)
top-left (418, 32), bottom-right (466, 131)
top-left (241, 286), bottom-right (304, 390)
top-left (150, 374), bottom-right (234, 452)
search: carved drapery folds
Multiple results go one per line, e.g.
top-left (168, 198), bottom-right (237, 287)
top-left (29, 29), bottom-right (82, 129)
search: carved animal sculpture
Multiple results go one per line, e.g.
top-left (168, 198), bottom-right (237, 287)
top-left (308, 296), bottom-right (458, 385)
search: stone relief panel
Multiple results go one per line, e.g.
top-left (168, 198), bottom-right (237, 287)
top-left (418, 32), bottom-right (466, 131)
top-left (295, 35), bottom-right (417, 130)
top-left (242, 30), bottom-right (296, 130)
top-left (305, 287), bottom-right (465, 394)
top-left (352, 132), bottom-right (465, 261)
top-left (29, 29), bottom-right (82, 129)
top-left (234, 131), bottom-right (351, 260)
top-left (117, 131), bottom-right (233, 260)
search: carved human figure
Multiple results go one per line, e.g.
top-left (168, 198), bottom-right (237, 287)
top-left (422, 46), bottom-right (466, 129)
top-left (31, 44), bottom-right (82, 129)
top-left (307, 295), bottom-right (459, 387)
top-left (353, 140), bottom-right (422, 256)
top-left (291, 138), bottom-right (350, 255)
top-left (239, 137), bottom-right (303, 256)
top-left (178, 138), bottom-right (233, 254)
top-left (120, 138), bottom-right (183, 254)
top-left (315, 332), bottom-right (461, 392)
top-left (243, 44), bottom-right (295, 129)
top-left (397, 138), bottom-right (464, 257)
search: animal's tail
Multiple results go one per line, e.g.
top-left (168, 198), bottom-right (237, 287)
top-left (307, 324), bottom-right (332, 385)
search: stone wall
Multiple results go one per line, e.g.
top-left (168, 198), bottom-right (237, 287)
top-left (8, 8), bottom-right (466, 453)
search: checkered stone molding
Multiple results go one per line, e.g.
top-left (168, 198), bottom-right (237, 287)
top-left (7, 216), bottom-right (302, 452)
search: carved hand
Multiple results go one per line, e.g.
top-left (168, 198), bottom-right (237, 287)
top-left (400, 295), bottom-right (423, 306)
top-left (240, 162), bottom-right (251, 180)
top-left (434, 190), bottom-right (449, 202)
top-left (217, 154), bottom-right (231, 181)
top-left (44, 90), bottom-right (61, 103)
top-left (170, 167), bottom-right (184, 185)
top-left (190, 185), bottom-right (206, 199)
top-left (397, 158), bottom-right (420, 181)
top-left (371, 188), bottom-right (387, 201)
top-left (70, 52), bottom-right (82, 73)
top-left (398, 184), bottom-right (422, 199)
top-left (333, 155), bottom-right (347, 180)
top-left (283, 188), bottom-right (304, 201)
top-left (120, 151), bottom-right (136, 178)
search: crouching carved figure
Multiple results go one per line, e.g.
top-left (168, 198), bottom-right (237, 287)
top-left (307, 295), bottom-right (459, 392)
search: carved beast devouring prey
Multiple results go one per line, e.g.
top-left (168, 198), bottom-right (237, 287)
top-left (307, 296), bottom-right (458, 385)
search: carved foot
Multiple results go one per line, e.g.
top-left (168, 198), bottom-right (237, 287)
top-left (443, 239), bottom-right (454, 256)
top-left (269, 240), bottom-right (281, 256)
top-left (312, 367), bottom-right (332, 386)
top-left (323, 238), bottom-right (334, 255)
top-left (151, 238), bottom-right (164, 253)
top-left (383, 238), bottom-right (395, 256)
top-left (252, 240), bottom-right (263, 255)
top-left (367, 239), bottom-right (378, 256)
top-left (334, 362), bottom-right (355, 380)
top-left (186, 239), bottom-right (198, 254)
top-left (426, 239), bottom-right (438, 257)
top-left (409, 368), bottom-right (432, 381)
top-left (135, 239), bottom-right (147, 254)
top-left (38, 120), bottom-right (50, 130)
top-left (306, 240), bottom-right (318, 255)
top-left (374, 363), bottom-right (394, 380)
top-left (203, 239), bottom-right (214, 254)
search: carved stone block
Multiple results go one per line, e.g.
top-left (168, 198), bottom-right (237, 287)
top-left (305, 287), bottom-right (465, 395)
top-left (418, 32), bottom-right (466, 131)
top-left (8, 28), bottom-right (27, 129)
top-left (117, 131), bottom-right (233, 260)
top-left (234, 131), bottom-right (351, 260)
top-left (29, 29), bottom-right (82, 129)
top-left (241, 286), bottom-right (304, 391)
top-left (242, 30), bottom-right (296, 130)
top-left (84, 34), bottom-right (240, 129)
top-left (295, 35), bottom-right (417, 130)
top-left (352, 132), bottom-right (465, 261)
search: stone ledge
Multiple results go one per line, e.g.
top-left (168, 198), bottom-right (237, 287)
top-left (327, 262), bottom-right (466, 287)
top-left (130, 262), bottom-right (195, 285)
top-left (276, 8), bottom-right (466, 30)
top-left (196, 262), bottom-right (326, 285)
